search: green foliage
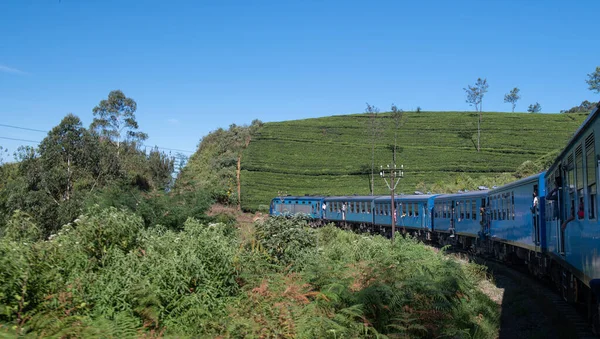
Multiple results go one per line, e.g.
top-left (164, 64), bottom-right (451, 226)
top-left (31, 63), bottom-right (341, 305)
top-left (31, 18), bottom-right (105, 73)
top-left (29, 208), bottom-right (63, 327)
top-left (2, 210), bottom-right (41, 242)
top-left (586, 66), bottom-right (600, 94)
top-left (237, 111), bottom-right (587, 210)
top-left (90, 89), bottom-right (148, 147)
top-left (504, 87), bottom-right (521, 112)
top-left (527, 102), bottom-right (542, 113)
top-left (176, 120), bottom-right (263, 205)
top-left (464, 78), bottom-right (489, 112)
top-left (254, 216), bottom-right (317, 267)
top-left (561, 100), bottom-right (598, 114)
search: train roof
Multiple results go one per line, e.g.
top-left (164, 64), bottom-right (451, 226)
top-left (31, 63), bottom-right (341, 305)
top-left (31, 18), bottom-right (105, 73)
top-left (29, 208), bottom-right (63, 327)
top-left (548, 103), bottom-right (600, 174)
top-left (271, 196), bottom-right (325, 202)
top-left (434, 190), bottom-right (489, 200)
top-left (488, 172), bottom-right (545, 193)
top-left (374, 194), bottom-right (438, 201)
top-left (324, 195), bottom-right (380, 201)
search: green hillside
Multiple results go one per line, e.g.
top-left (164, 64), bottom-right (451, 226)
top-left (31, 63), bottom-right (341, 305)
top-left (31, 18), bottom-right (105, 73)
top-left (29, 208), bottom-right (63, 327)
top-left (239, 111), bottom-right (587, 210)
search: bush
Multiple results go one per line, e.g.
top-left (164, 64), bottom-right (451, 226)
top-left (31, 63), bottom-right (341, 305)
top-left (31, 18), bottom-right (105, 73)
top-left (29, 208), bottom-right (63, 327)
top-left (254, 216), bottom-right (317, 267)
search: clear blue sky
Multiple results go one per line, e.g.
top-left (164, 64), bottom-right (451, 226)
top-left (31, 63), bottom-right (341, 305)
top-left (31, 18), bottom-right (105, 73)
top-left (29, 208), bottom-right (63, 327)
top-left (1, 0), bottom-right (599, 161)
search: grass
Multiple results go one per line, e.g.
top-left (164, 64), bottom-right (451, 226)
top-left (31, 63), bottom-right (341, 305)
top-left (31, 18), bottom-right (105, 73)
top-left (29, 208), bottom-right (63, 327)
top-left (240, 111), bottom-right (587, 210)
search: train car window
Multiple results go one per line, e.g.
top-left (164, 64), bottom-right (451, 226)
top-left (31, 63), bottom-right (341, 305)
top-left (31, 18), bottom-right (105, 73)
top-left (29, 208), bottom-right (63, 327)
top-left (576, 144), bottom-right (584, 191)
top-left (568, 153), bottom-right (575, 193)
top-left (466, 200), bottom-right (471, 219)
top-left (387, 203), bottom-right (391, 216)
top-left (415, 203), bottom-right (419, 217)
top-left (586, 133), bottom-right (596, 219)
top-left (403, 203), bottom-right (407, 217)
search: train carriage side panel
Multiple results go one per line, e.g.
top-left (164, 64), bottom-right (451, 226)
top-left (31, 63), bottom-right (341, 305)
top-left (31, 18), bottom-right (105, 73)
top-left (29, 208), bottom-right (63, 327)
top-left (545, 105), bottom-right (600, 291)
top-left (270, 196), bottom-right (325, 219)
top-left (488, 173), bottom-right (545, 252)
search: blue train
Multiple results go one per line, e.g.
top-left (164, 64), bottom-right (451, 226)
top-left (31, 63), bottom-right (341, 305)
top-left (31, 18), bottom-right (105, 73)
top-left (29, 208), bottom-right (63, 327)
top-left (269, 104), bottom-right (600, 332)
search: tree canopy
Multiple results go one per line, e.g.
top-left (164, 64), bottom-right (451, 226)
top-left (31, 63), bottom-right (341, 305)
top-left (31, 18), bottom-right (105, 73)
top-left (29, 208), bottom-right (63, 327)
top-left (503, 87), bottom-right (521, 112)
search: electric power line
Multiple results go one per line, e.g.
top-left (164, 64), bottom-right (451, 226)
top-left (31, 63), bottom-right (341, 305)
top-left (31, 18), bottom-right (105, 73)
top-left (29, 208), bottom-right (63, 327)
top-left (0, 124), bottom-right (48, 133)
top-left (0, 136), bottom-right (41, 144)
top-left (0, 123), bottom-right (195, 154)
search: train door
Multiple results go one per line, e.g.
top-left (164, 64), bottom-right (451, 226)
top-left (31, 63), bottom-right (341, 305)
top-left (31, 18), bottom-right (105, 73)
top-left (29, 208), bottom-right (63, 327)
top-left (559, 163), bottom-right (571, 255)
top-left (450, 200), bottom-right (456, 237)
top-left (532, 185), bottom-right (540, 246)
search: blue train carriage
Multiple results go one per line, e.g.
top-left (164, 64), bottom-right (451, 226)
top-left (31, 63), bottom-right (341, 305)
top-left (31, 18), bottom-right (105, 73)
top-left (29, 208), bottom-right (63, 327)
top-left (372, 194), bottom-right (436, 238)
top-left (544, 104), bottom-right (600, 322)
top-left (486, 173), bottom-right (546, 265)
top-left (322, 196), bottom-right (375, 230)
top-left (432, 190), bottom-right (489, 249)
top-left (270, 196), bottom-right (324, 220)
top-left (396, 194), bottom-right (438, 235)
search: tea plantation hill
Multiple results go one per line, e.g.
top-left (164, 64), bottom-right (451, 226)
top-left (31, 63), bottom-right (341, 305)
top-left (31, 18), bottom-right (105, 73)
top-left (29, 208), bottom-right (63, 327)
top-left (183, 111), bottom-right (588, 211)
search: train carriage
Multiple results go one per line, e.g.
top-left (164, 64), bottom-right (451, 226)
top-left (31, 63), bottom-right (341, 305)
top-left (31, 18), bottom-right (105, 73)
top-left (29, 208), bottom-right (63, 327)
top-left (545, 105), bottom-right (600, 316)
top-left (487, 172), bottom-right (546, 254)
top-left (270, 196), bottom-right (324, 219)
top-left (433, 190), bottom-right (489, 247)
top-left (323, 196), bottom-right (374, 225)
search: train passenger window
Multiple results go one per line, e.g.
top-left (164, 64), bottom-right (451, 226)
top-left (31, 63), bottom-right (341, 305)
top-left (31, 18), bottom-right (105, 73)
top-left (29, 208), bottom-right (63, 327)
top-left (402, 203), bottom-right (407, 217)
top-left (415, 203), bottom-right (419, 217)
top-left (586, 133), bottom-right (597, 219)
top-left (466, 200), bottom-right (471, 219)
top-left (576, 144), bottom-right (584, 191)
top-left (568, 153), bottom-right (575, 193)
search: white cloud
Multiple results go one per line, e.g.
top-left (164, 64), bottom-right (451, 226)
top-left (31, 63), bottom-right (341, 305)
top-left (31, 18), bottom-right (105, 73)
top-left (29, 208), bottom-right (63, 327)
top-left (0, 64), bottom-right (27, 75)
top-left (167, 118), bottom-right (180, 125)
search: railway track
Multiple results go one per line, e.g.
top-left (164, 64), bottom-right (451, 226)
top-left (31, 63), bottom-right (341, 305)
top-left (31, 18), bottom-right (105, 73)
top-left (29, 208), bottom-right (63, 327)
top-left (447, 249), bottom-right (598, 338)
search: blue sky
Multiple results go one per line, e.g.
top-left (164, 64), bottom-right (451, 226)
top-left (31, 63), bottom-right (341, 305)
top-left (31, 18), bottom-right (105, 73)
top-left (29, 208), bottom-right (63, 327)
top-left (1, 0), bottom-right (599, 161)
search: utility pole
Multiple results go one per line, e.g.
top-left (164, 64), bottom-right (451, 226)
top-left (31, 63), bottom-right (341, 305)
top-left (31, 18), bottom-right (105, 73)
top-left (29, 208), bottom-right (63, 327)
top-left (380, 164), bottom-right (404, 242)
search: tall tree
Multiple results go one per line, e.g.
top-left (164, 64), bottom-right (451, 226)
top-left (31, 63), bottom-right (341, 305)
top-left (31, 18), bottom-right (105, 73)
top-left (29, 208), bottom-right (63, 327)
top-left (390, 104), bottom-right (405, 164)
top-left (503, 87), bottom-right (521, 112)
top-left (527, 102), bottom-right (542, 113)
top-left (365, 103), bottom-right (381, 195)
top-left (90, 90), bottom-right (148, 155)
top-left (586, 66), bottom-right (600, 94)
top-left (463, 78), bottom-right (489, 152)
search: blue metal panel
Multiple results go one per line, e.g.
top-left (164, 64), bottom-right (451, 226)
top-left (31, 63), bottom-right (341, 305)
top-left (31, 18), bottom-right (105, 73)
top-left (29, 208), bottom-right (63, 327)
top-left (270, 196), bottom-right (324, 219)
top-left (433, 191), bottom-right (489, 235)
top-left (545, 105), bottom-right (600, 288)
top-left (488, 173), bottom-right (545, 251)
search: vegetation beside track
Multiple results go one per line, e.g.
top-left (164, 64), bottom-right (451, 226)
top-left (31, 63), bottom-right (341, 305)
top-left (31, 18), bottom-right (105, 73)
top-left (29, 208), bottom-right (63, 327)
top-left (0, 212), bottom-right (500, 338)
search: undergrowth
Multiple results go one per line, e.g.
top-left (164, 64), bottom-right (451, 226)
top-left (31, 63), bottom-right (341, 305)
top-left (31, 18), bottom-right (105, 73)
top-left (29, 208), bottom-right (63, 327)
top-left (0, 211), bottom-right (499, 338)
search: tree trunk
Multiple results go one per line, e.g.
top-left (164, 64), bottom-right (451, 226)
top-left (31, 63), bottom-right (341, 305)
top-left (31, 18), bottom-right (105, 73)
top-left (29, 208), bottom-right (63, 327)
top-left (237, 155), bottom-right (242, 211)
top-left (477, 112), bottom-right (481, 152)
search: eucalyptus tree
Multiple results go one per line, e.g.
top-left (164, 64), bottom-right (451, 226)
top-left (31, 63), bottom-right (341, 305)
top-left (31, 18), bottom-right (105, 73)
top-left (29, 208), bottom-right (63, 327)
top-left (365, 103), bottom-right (381, 195)
top-left (503, 87), bottom-right (520, 112)
top-left (90, 90), bottom-right (148, 156)
top-left (463, 78), bottom-right (489, 151)
top-left (586, 66), bottom-right (600, 94)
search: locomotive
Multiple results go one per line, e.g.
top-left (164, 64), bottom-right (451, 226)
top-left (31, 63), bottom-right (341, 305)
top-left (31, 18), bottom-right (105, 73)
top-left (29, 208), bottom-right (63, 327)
top-left (270, 103), bottom-right (600, 332)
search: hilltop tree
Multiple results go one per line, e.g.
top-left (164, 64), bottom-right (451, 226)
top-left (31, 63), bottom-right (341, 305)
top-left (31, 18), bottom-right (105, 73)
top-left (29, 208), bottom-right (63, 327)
top-left (390, 104), bottom-right (405, 164)
top-left (561, 100), bottom-right (598, 113)
top-left (463, 78), bottom-right (489, 152)
top-left (586, 66), bottom-right (600, 94)
top-left (90, 90), bottom-right (148, 155)
top-left (365, 103), bottom-right (381, 195)
top-left (503, 87), bottom-right (521, 112)
top-left (527, 102), bottom-right (542, 113)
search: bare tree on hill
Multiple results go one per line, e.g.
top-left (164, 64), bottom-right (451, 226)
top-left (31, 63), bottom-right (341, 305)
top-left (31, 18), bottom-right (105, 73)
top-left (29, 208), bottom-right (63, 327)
top-left (365, 103), bottom-right (381, 195)
top-left (463, 78), bottom-right (489, 152)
